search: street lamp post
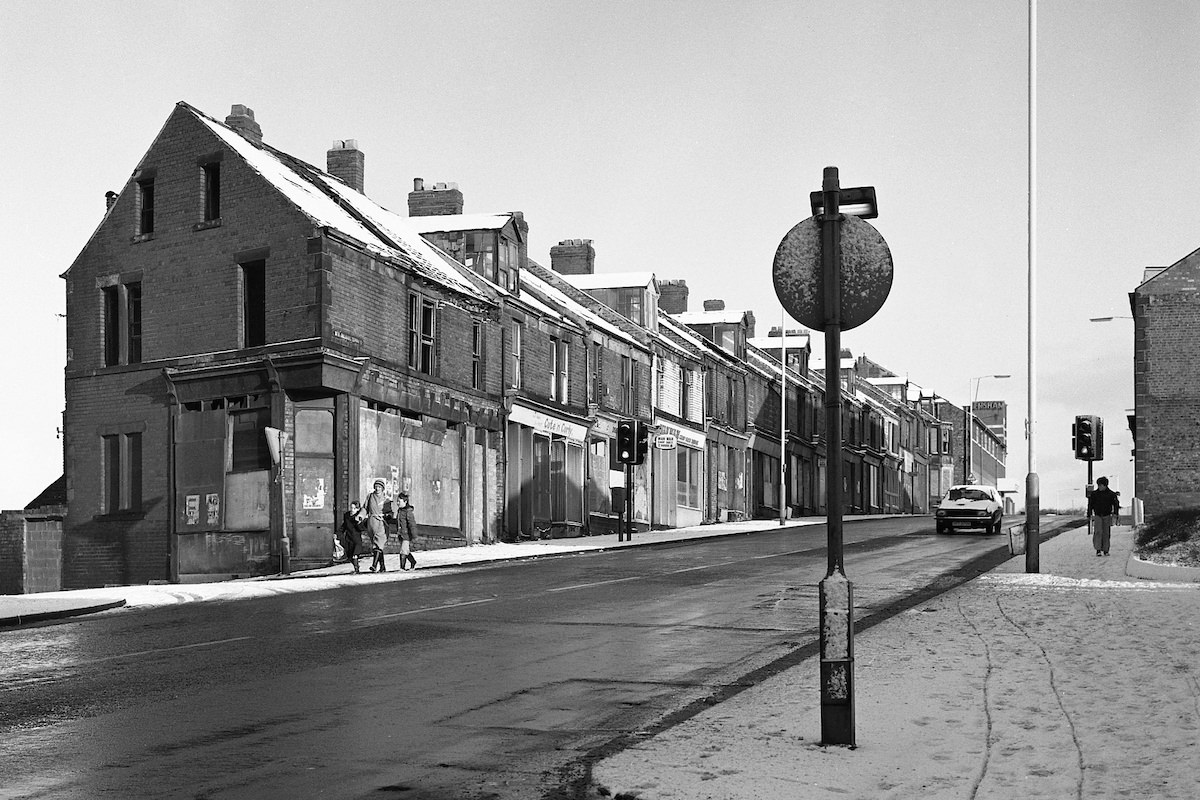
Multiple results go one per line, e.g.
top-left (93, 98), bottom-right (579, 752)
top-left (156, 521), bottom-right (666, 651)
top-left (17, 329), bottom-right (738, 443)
top-left (966, 374), bottom-right (1010, 484)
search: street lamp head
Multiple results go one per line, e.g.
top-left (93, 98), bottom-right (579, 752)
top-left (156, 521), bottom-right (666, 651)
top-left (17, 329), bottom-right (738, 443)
top-left (1090, 316), bottom-right (1132, 322)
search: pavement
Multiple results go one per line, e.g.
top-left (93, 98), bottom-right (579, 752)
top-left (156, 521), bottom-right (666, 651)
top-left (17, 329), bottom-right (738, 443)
top-left (5, 516), bottom-right (1198, 799)
top-left (588, 524), bottom-right (1200, 800)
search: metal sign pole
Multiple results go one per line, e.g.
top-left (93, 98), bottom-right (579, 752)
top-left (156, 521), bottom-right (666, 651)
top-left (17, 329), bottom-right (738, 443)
top-left (818, 166), bottom-right (854, 746)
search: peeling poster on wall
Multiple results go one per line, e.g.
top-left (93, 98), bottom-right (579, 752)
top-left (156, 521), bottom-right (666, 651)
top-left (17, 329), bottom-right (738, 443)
top-left (206, 493), bottom-right (221, 526)
top-left (185, 495), bottom-right (200, 526)
top-left (302, 477), bottom-right (327, 510)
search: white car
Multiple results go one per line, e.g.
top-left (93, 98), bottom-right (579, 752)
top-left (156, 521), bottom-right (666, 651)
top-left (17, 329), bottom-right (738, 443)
top-left (935, 484), bottom-right (1004, 534)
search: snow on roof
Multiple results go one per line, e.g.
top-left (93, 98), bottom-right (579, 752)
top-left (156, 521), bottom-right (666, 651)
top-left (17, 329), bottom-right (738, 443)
top-left (191, 106), bottom-right (487, 302)
top-left (410, 213), bottom-right (513, 234)
top-left (748, 334), bottom-right (810, 350)
top-left (521, 267), bottom-right (639, 346)
top-left (563, 272), bottom-right (657, 290)
top-left (672, 310), bottom-right (749, 326)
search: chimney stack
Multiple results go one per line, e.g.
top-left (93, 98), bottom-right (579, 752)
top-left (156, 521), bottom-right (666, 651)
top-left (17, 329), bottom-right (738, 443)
top-left (549, 239), bottom-right (596, 275)
top-left (408, 178), bottom-right (464, 217)
top-left (224, 104), bottom-right (262, 144)
top-left (703, 299), bottom-right (726, 312)
top-left (105, 190), bottom-right (119, 211)
top-left (745, 310), bottom-right (756, 338)
top-left (327, 140), bottom-right (365, 193)
top-left (658, 279), bottom-right (689, 314)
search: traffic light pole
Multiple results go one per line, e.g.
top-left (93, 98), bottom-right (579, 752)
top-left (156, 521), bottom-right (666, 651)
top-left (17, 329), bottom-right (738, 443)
top-left (818, 166), bottom-right (854, 747)
top-left (621, 462), bottom-right (633, 542)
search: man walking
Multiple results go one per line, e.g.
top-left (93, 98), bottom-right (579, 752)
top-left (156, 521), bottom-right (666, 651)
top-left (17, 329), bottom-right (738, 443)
top-left (1087, 476), bottom-right (1121, 556)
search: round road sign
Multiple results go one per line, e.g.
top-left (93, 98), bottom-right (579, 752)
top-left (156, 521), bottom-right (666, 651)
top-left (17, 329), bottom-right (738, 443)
top-left (772, 215), bottom-right (894, 331)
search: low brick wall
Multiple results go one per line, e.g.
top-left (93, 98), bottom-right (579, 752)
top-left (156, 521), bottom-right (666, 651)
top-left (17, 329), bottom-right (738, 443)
top-left (0, 507), bottom-right (65, 594)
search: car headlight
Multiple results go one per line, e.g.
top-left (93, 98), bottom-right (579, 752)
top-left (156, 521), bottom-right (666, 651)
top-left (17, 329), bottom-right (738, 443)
top-left (936, 510), bottom-right (946, 518)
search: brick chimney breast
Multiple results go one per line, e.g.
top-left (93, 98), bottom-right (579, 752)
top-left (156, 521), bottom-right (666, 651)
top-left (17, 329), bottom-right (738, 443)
top-left (408, 178), bottom-right (464, 217)
top-left (549, 239), bottom-right (595, 275)
top-left (327, 139), bottom-right (365, 193)
top-left (703, 299), bottom-right (725, 311)
top-left (224, 104), bottom-right (263, 144)
top-left (658, 279), bottom-right (689, 314)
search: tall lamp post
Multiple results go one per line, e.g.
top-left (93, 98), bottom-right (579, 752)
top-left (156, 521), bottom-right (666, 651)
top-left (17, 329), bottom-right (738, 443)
top-left (966, 374), bottom-right (1010, 483)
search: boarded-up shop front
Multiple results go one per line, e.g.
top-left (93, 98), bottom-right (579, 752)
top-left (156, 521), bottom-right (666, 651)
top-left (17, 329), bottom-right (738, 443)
top-left (358, 405), bottom-right (481, 545)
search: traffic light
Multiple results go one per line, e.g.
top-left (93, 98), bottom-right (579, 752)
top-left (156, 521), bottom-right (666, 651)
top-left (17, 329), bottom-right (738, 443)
top-left (635, 421), bottom-right (649, 465)
top-left (1074, 414), bottom-right (1104, 461)
top-left (616, 419), bottom-right (637, 464)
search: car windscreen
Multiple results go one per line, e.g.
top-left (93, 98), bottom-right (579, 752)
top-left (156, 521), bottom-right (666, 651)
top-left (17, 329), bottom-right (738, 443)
top-left (949, 489), bottom-right (990, 502)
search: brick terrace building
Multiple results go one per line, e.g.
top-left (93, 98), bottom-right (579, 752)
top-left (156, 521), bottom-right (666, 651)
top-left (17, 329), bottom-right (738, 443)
top-left (62, 104), bottom-right (504, 585)
top-left (1133, 249), bottom-right (1200, 515)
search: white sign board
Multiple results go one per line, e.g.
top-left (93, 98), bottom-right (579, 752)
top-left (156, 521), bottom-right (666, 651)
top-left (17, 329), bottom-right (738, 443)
top-left (654, 433), bottom-right (678, 450)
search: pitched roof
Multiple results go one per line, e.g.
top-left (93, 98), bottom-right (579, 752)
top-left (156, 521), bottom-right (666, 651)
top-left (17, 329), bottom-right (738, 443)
top-left (184, 103), bottom-right (492, 306)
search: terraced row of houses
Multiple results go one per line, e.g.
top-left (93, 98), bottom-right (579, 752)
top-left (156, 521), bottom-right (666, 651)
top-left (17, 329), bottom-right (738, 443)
top-left (44, 103), bottom-right (1007, 588)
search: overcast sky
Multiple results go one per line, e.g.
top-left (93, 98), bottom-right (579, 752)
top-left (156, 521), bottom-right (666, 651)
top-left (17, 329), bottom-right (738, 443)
top-left (4, 0), bottom-right (1193, 512)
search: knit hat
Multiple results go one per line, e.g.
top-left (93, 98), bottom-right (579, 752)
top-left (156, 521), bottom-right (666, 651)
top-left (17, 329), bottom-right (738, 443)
top-left (373, 479), bottom-right (385, 489)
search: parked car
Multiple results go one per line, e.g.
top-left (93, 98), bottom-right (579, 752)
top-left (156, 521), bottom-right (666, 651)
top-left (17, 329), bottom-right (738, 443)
top-left (935, 484), bottom-right (1004, 534)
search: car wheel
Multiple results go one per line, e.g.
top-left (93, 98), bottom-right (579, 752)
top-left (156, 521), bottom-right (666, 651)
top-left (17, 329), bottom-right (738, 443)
top-left (990, 514), bottom-right (1002, 534)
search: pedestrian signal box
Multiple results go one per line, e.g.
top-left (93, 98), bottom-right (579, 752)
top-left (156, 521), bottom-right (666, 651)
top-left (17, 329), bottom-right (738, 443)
top-left (1072, 414), bottom-right (1104, 461)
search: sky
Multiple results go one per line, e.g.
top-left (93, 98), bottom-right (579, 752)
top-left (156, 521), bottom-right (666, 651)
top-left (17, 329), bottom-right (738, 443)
top-left (3, 0), bottom-right (1194, 513)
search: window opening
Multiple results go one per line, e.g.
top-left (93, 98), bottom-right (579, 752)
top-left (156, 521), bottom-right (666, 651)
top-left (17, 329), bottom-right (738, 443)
top-left (241, 260), bottom-right (266, 348)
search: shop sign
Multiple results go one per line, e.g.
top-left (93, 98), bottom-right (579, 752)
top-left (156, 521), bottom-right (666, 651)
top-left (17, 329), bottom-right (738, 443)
top-left (509, 403), bottom-right (588, 442)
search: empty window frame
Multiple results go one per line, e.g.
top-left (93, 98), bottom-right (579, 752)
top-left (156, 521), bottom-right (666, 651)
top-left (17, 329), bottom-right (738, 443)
top-left (136, 178), bottom-right (155, 235)
top-left (103, 281), bottom-right (142, 367)
top-left (551, 338), bottom-right (569, 403)
top-left (408, 292), bottom-right (436, 375)
top-left (472, 321), bottom-right (484, 390)
top-left (102, 431), bottom-right (143, 513)
top-left (509, 321), bottom-right (523, 389)
top-left (240, 260), bottom-right (266, 348)
top-left (202, 161), bottom-right (221, 221)
top-left (229, 407), bottom-right (272, 472)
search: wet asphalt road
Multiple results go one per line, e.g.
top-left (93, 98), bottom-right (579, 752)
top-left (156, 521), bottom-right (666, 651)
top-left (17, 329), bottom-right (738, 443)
top-left (0, 517), bottom-right (1035, 799)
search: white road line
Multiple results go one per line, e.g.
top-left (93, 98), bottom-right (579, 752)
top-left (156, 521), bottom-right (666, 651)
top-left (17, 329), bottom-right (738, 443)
top-left (355, 597), bottom-right (497, 621)
top-left (72, 636), bottom-right (254, 666)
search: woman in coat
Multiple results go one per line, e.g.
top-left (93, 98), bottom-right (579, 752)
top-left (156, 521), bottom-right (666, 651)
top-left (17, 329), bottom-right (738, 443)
top-left (394, 491), bottom-right (418, 571)
top-left (364, 479), bottom-right (389, 572)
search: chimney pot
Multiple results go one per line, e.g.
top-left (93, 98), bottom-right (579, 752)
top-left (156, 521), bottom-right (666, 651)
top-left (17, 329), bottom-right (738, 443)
top-left (105, 190), bottom-right (119, 210)
top-left (413, 178), bottom-right (424, 192)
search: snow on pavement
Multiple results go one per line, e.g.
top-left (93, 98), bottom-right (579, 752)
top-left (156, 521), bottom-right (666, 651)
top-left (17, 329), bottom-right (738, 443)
top-left (589, 529), bottom-right (1200, 799)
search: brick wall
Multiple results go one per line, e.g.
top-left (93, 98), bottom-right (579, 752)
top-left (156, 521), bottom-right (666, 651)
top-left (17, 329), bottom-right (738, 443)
top-left (0, 509), bottom-right (64, 594)
top-left (1134, 284), bottom-right (1200, 514)
top-left (66, 106), bottom-right (319, 371)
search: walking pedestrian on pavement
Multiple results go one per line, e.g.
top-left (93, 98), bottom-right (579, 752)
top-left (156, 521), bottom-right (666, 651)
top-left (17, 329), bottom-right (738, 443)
top-left (1087, 476), bottom-right (1121, 556)
top-left (364, 479), bottom-right (389, 572)
top-left (394, 491), bottom-right (418, 571)
top-left (339, 500), bottom-right (366, 573)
